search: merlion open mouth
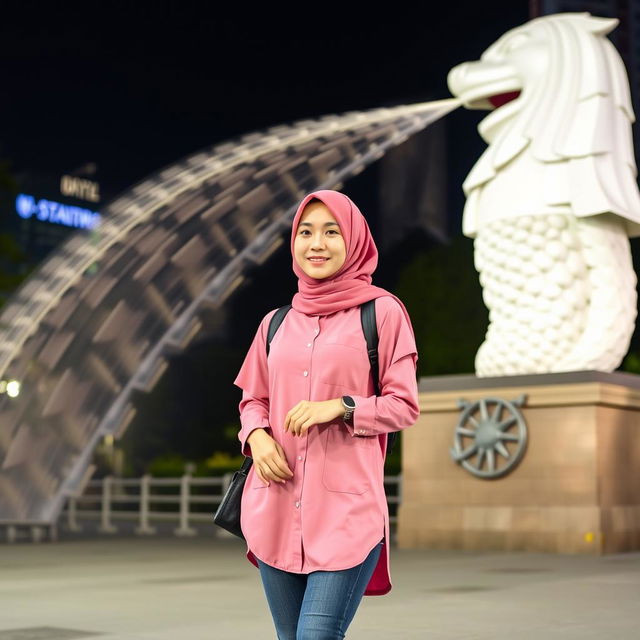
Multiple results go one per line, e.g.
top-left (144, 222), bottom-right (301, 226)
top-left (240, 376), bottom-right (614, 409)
top-left (447, 60), bottom-right (522, 111)
top-left (488, 91), bottom-right (521, 109)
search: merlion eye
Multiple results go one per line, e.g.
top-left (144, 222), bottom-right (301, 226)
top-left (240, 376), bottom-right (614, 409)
top-left (505, 34), bottom-right (529, 53)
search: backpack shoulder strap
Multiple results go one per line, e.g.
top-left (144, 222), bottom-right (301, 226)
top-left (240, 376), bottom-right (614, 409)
top-left (360, 299), bottom-right (380, 396)
top-left (361, 297), bottom-right (399, 456)
top-left (266, 305), bottom-right (292, 357)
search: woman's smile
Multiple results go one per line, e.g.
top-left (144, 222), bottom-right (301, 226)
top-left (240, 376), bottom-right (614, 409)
top-left (294, 200), bottom-right (346, 279)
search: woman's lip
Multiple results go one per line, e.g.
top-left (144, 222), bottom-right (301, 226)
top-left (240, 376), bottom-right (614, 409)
top-left (308, 258), bottom-right (329, 261)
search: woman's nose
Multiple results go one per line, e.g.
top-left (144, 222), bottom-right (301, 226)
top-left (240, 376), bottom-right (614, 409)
top-left (310, 234), bottom-right (326, 248)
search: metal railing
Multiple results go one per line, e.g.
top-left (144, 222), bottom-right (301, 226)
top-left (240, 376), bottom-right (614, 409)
top-left (2, 472), bottom-right (402, 543)
top-left (62, 473), bottom-right (402, 536)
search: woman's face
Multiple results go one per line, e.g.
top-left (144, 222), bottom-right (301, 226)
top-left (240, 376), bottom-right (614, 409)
top-left (294, 201), bottom-right (346, 280)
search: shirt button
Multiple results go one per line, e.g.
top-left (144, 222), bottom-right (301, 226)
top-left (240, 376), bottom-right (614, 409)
top-left (297, 455), bottom-right (302, 460)
top-left (359, 430), bottom-right (366, 434)
top-left (303, 370), bottom-right (308, 376)
top-left (307, 343), bottom-right (311, 347)
top-left (295, 501), bottom-right (300, 508)
top-left (314, 328), bottom-right (319, 334)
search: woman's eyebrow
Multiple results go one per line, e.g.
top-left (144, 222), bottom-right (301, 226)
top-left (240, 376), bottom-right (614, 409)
top-left (299, 222), bottom-right (339, 227)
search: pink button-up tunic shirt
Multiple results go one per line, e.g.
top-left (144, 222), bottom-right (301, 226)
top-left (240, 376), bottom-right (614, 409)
top-left (233, 295), bottom-right (419, 596)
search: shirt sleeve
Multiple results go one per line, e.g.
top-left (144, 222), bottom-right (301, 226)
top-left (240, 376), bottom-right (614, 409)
top-left (346, 297), bottom-right (420, 438)
top-left (233, 308), bottom-right (278, 457)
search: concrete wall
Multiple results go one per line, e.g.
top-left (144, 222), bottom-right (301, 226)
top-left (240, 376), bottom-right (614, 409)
top-left (399, 371), bottom-right (640, 554)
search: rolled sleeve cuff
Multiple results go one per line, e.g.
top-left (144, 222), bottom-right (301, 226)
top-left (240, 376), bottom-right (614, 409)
top-left (346, 394), bottom-right (376, 437)
top-left (239, 425), bottom-right (272, 457)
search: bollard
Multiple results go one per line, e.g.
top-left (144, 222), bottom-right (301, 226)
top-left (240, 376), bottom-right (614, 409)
top-left (66, 496), bottom-right (83, 533)
top-left (98, 475), bottom-right (118, 534)
top-left (135, 474), bottom-right (156, 535)
top-left (174, 470), bottom-right (197, 537)
top-left (31, 525), bottom-right (44, 543)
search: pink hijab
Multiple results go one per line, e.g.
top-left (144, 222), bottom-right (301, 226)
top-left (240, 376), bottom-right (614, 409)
top-left (290, 190), bottom-right (416, 340)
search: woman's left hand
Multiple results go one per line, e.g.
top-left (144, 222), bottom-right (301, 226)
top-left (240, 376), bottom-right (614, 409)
top-left (284, 398), bottom-right (344, 436)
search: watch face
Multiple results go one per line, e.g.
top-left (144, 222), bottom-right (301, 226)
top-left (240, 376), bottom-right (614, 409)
top-left (343, 395), bottom-right (356, 409)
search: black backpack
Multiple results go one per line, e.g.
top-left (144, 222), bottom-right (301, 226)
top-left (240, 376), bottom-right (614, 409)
top-left (265, 298), bottom-right (398, 457)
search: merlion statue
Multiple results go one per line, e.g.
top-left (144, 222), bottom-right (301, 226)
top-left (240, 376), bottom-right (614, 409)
top-left (447, 12), bottom-right (640, 376)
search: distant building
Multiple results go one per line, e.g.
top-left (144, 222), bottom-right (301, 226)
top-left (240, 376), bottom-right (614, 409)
top-left (7, 163), bottom-right (107, 264)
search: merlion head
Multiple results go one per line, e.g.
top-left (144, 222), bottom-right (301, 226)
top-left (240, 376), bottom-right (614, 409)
top-left (447, 12), bottom-right (640, 237)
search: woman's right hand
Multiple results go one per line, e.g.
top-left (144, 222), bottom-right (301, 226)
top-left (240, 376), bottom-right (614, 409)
top-left (247, 428), bottom-right (294, 486)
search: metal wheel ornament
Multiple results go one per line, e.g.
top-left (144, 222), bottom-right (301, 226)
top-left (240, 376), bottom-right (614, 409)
top-left (449, 394), bottom-right (528, 479)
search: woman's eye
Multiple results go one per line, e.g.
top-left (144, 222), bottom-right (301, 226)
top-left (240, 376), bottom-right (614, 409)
top-left (300, 230), bottom-right (339, 235)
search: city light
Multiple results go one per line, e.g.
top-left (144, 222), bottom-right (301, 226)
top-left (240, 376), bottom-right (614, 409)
top-left (2, 379), bottom-right (21, 397)
top-left (15, 193), bottom-right (101, 230)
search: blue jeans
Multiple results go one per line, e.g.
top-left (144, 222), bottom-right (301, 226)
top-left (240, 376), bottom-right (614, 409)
top-left (256, 539), bottom-right (384, 640)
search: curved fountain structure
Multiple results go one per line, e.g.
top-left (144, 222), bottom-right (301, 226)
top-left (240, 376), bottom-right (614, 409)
top-left (0, 98), bottom-right (459, 524)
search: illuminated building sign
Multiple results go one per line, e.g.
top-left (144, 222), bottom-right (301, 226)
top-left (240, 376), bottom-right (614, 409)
top-left (15, 193), bottom-right (101, 230)
top-left (60, 175), bottom-right (100, 202)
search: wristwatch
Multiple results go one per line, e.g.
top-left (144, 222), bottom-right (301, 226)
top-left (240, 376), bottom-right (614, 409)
top-left (341, 395), bottom-right (356, 421)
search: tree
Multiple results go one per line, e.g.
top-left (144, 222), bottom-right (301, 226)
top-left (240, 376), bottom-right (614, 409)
top-left (0, 158), bottom-right (35, 309)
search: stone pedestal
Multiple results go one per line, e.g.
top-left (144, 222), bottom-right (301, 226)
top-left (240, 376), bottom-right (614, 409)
top-left (399, 370), bottom-right (640, 554)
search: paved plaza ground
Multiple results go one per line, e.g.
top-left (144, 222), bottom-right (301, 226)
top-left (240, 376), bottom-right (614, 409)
top-left (0, 525), bottom-right (638, 639)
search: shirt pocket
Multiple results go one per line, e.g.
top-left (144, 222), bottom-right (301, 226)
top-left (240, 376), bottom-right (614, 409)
top-left (248, 464), bottom-right (269, 489)
top-left (317, 342), bottom-right (371, 390)
top-left (321, 421), bottom-right (376, 494)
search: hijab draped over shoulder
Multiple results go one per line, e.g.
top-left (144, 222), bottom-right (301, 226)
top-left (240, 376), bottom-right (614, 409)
top-left (290, 189), bottom-right (416, 344)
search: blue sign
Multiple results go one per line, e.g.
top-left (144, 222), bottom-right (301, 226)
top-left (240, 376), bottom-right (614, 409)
top-left (16, 193), bottom-right (101, 230)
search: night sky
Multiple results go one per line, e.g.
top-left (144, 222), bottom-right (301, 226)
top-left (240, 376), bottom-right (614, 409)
top-left (3, 3), bottom-right (590, 467)
top-left (0, 2), bottom-right (530, 195)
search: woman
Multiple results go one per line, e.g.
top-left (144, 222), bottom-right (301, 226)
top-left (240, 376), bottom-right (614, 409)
top-left (233, 189), bottom-right (420, 639)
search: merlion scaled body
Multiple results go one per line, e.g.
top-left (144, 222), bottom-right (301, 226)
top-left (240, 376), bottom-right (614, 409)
top-left (448, 12), bottom-right (640, 376)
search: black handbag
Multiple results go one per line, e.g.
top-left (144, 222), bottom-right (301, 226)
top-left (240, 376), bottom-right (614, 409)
top-left (213, 456), bottom-right (253, 539)
top-left (213, 298), bottom-right (394, 539)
